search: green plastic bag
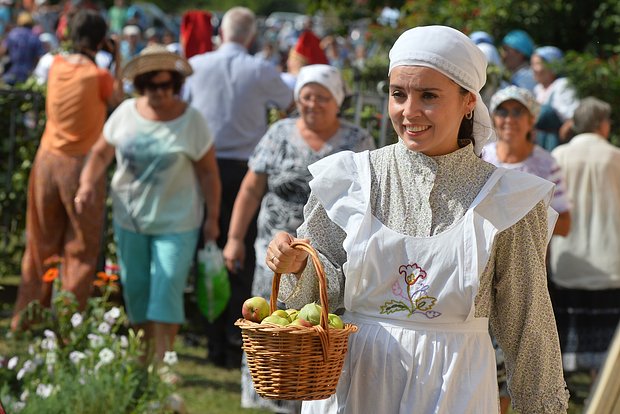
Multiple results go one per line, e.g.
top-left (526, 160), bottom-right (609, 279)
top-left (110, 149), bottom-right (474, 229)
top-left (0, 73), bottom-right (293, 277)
top-left (196, 241), bottom-right (231, 323)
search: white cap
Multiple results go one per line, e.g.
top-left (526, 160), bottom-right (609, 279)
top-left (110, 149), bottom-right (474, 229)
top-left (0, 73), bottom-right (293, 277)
top-left (388, 25), bottom-right (496, 155)
top-left (123, 25), bottom-right (141, 37)
top-left (294, 64), bottom-right (345, 107)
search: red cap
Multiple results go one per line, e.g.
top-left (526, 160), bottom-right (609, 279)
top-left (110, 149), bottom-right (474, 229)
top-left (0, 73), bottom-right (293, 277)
top-left (290, 30), bottom-right (328, 65)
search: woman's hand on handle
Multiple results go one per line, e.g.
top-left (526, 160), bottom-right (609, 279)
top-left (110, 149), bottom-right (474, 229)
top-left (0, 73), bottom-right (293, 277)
top-left (266, 231), bottom-right (310, 276)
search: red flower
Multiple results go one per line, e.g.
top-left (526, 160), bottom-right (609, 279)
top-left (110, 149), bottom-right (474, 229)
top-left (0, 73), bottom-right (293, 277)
top-left (42, 268), bottom-right (59, 282)
top-left (94, 271), bottom-right (120, 290)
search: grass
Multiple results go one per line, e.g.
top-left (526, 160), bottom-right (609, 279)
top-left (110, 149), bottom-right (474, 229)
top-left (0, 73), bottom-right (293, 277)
top-left (172, 334), bottom-right (270, 414)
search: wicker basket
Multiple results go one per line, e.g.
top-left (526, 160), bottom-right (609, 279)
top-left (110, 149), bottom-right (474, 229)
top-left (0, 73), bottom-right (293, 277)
top-left (235, 241), bottom-right (358, 400)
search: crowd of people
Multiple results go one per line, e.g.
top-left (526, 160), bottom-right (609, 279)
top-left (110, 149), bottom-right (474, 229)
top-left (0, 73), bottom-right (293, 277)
top-left (2, 2), bottom-right (619, 413)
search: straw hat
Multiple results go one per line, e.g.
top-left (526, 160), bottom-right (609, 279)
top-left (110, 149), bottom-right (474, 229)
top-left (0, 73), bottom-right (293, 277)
top-left (121, 44), bottom-right (193, 81)
top-left (17, 11), bottom-right (34, 27)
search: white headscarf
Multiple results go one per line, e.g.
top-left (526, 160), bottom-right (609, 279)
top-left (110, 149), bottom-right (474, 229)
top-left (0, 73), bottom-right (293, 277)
top-left (294, 64), bottom-right (345, 107)
top-left (388, 25), bottom-right (496, 155)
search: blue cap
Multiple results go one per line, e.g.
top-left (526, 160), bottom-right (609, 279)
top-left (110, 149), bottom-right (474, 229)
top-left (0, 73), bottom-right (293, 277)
top-left (502, 30), bottom-right (535, 57)
top-left (470, 31), bottom-right (494, 45)
top-left (534, 46), bottom-right (563, 63)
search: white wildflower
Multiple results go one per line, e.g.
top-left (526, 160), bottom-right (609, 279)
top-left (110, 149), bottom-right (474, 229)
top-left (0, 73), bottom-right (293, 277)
top-left (20, 390), bottom-right (29, 401)
top-left (8, 356), bottom-right (18, 370)
top-left (98, 322), bottom-right (111, 334)
top-left (98, 348), bottom-right (114, 365)
top-left (41, 338), bottom-right (57, 351)
top-left (70, 312), bottom-right (83, 327)
top-left (43, 329), bottom-right (56, 340)
top-left (69, 351), bottom-right (87, 365)
top-left (119, 335), bottom-right (128, 348)
top-left (163, 351), bottom-right (178, 366)
top-left (88, 333), bottom-right (104, 348)
top-left (104, 307), bottom-right (121, 324)
top-left (16, 360), bottom-right (35, 380)
top-left (28, 345), bottom-right (34, 355)
top-left (36, 383), bottom-right (53, 399)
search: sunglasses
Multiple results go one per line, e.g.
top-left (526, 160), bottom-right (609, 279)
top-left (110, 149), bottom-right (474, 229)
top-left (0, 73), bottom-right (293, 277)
top-left (144, 80), bottom-right (174, 91)
top-left (494, 106), bottom-right (527, 118)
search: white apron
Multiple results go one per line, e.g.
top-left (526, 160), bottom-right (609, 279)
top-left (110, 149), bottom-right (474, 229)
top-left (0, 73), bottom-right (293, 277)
top-left (303, 151), bottom-right (556, 414)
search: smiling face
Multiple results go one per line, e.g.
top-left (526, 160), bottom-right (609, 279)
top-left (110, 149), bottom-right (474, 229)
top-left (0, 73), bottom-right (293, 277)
top-left (493, 99), bottom-right (535, 143)
top-left (388, 66), bottom-right (475, 156)
top-left (297, 83), bottom-right (339, 131)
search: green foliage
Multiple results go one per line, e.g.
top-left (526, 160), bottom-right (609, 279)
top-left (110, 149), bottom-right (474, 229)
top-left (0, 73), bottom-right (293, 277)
top-left (561, 52), bottom-right (620, 145)
top-left (399, 0), bottom-right (620, 57)
top-left (0, 275), bottom-right (175, 413)
top-left (0, 80), bottom-right (46, 277)
top-left (168, 0), bottom-right (304, 15)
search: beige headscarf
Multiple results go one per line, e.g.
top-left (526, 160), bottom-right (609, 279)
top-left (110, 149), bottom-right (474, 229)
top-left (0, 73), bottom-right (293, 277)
top-left (388, 25), bottom-right (496, 155)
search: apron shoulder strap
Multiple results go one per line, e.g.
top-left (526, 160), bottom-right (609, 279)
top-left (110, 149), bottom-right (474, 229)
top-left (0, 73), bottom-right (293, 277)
top-left (474, 168), bottom-right (556, 234)
top-left (308, 150), bottom-right (371, 230)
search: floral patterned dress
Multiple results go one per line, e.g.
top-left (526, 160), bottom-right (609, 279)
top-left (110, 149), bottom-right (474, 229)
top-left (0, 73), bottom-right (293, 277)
top-left (241, 117), bottom-right (375, 413)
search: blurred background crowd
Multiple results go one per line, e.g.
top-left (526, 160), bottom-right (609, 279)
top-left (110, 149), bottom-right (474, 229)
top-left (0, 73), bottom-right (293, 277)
top-left (1, 0), bottom-right (620, 412)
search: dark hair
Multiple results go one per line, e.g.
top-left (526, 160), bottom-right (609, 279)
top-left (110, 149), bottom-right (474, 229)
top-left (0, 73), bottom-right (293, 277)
top-left (457, 87), bottom-right (475, 149)
top-left (69, 10), bottom-right (108, 53)
top-left (133, 70), bottom-right (185, 95)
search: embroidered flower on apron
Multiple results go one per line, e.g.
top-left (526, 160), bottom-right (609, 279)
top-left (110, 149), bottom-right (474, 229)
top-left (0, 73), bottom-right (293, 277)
top-left (380, 263), bottom-right (442, 319)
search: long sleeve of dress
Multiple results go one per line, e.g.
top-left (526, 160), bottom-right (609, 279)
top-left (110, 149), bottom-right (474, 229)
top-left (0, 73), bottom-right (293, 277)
top-left (489, 200), bottom-right (570, 413)
top-left (278, 193), bottom-right (347, 312)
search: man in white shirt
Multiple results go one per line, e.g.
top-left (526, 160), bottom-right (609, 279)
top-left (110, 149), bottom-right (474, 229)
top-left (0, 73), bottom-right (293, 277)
top-left (183, 6), bottom-right (292, 369)
top-left (550, 97), bottom-right (620, 374)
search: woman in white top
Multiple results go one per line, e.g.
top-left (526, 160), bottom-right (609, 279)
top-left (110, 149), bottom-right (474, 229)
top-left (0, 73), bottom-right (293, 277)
top-left (76, 45), bottom-right (221, 363)
top-left (265, 26), bottom-right (569, 413)
top-left (483, 85), bottom-right (571, 236)
top-left (482, 85), bottom-right (571, 413)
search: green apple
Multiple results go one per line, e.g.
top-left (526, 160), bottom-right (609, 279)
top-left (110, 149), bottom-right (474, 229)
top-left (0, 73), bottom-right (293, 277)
top-left (242, 296), bottom-right (270, 323)
top-left (328, 313), bottom-right (344, 329)
top-left (285, 309), bottom-right (299, 321)
top-left (260, 315), bottom-right (290, 325)
top-left (298, 302), bottom-right (322, 326)
top-left (271, 309), bottom-right (291, 322)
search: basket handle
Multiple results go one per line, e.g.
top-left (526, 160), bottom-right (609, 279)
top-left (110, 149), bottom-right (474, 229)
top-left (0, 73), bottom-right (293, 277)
top-left (271, 241), bottom-right (330, 361)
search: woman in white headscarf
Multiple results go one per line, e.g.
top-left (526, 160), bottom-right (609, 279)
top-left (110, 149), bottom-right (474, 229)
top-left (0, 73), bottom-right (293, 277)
top-left (265, 26), bottom-right (569, 413)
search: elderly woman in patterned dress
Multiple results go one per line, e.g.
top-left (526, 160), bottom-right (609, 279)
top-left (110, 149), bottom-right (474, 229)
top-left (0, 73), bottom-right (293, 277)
top-left (223, 64), bottom-right (375, 413)
top-left (266, 26), bottom-right (569, 414)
